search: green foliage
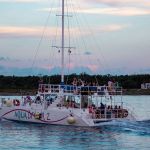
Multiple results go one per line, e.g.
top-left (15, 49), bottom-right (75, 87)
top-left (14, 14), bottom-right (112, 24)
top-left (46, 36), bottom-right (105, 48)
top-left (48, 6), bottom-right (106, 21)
top-left (0, 74), bottom-right (149, 90)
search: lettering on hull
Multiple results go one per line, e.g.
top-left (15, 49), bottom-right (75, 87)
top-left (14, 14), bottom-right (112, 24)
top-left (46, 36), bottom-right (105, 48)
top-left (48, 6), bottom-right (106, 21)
top-left (2, 109), bottom-right (68, 123)
top-left (14, 111), bottom-right (33, 120)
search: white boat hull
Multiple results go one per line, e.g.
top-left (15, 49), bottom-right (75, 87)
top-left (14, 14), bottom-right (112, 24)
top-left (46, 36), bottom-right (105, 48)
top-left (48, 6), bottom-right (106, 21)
top-left (0, 106), bottom-right (90, 126)
top-left (0, 105), bottom-right (135, 127)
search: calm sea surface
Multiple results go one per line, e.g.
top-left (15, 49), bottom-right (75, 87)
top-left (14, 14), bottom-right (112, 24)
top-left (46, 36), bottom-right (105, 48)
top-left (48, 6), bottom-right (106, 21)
top-left (0, 96), bottom-right (150, 150)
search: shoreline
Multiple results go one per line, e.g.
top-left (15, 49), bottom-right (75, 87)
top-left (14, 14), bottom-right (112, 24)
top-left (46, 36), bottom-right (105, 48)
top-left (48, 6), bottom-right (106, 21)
top-left (0, 89), bottom-right (150, 96)
top-left (0, 89), bottom-right (36, 96)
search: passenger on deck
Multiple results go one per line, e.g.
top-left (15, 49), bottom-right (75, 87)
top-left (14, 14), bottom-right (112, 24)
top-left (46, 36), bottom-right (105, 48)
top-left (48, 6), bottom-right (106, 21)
top-left (24, 94), bottom-right (32, 105)
top-left (100, 102), bottom-right (105, 115)
top-left (108, 80), bottom-right (115, 90)
top-left (100, 86), bottom-right (105, 95)
top-left (72, 78), bottom-right (77, 86)
top-left (88, 82), bottom-right (92, 86)
top-left (78, 79), bottom-right (84, 86)
top-left (95, 109), bottom-right (101, 118)
top-left (114, 105), bottom-right (118, 118)
top-left (107, 105), bottom-right (110, 110)
top-left (108, 79), bottom-right (116, 94)
top-left (35, 95), bottom-right (42, 104)
top-left (117, 106), bottom-right (123, 118)
top-left (92, 82), bottom-right (96, 86)
top-left (114, 105), bottom-right (118, 109)
top-left (100, 102), bottom-right (105, 109)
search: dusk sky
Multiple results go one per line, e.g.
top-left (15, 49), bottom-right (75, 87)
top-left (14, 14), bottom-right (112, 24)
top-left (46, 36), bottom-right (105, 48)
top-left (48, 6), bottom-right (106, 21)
top-left (0, 0), bottom-right (150, 76)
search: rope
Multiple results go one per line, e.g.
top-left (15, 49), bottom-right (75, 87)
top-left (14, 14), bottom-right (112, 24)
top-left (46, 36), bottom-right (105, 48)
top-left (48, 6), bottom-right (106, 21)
top-left (73, 1), bottom-right (112, 81)
top-left (65, 0), bottom-right (72, 84)
top-left (30, 0), bottom-right (55, 76)
top-left (48, 0), bottom-right (61, 84)
top-left (69, 1), bottom-right (85, 78)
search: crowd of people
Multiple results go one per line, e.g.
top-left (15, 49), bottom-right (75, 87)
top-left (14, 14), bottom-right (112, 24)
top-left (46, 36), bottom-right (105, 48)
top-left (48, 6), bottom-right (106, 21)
top-left (88, 103), bottom-right (128, 119)
top-left (72, 78), bottom-right (99, 87)
top-left (23, 94), bottom-right (44, 106)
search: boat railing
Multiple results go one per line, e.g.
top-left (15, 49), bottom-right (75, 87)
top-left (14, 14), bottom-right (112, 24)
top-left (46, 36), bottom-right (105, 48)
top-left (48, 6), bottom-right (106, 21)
top-left (0, 98), bottom-right (3, 107)
top-left (89, 107), bottom-right (128, 119)
top-left (121, 102), bottom-right (137, 120)
top-left (38, 84), bottom-right (122, 96)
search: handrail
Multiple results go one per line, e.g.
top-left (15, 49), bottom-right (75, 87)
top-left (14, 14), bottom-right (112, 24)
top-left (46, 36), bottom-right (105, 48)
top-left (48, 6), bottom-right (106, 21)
top-left (89, 107), bottom-right (128, 119)
top-left (38, 84), bottom-right (122, 96)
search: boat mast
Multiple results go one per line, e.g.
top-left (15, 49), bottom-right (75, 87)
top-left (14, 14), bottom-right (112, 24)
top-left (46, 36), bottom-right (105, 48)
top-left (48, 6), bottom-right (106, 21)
top-left (61, 0), bottom-right (65, 83)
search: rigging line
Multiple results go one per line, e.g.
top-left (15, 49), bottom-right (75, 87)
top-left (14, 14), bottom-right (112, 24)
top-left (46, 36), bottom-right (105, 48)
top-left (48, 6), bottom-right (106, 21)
top-left (72, 3), bottom-right (95, 84)
top-left (96, 58), bottom-right (109, 75)
top-left (73, 1), bottom-right (107, 83)
top-left (70, 2), bottom-right (88, 50)
top-left (73, 1), bottom-right (98, 80)
top-left (30, 0), bottom-right (55, 75)
top-left (68, 0), bottom-right (80, 54)
top-left (72, 6), bottom-right (84, 80)
top-left (70, 1), bottom-right (87, 77)
top-left (71, 3), bottom-right (99, 85)
top-left (74, 1), bottom-right (112, 74)
top-left (70, 7), bottom-right (85, 81)
top-left (87, 54), bottom-right (99, 85)
top-left (66, 0), bottom-right (71, 84)
top-left (66, 0), bottom-right (71, 48)
top-left (48, 1), bottom-right (61, 84)
top-left (68, 1), bottom-right (78, 52)
top-left (66, 53), bottom-right (71, 84)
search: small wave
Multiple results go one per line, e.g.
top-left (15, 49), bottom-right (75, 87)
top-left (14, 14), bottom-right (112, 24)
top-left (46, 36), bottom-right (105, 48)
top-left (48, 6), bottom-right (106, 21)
top-left (92, 120), bottom-right (150, 137)
top-left (137, 119), bottom-right (150, 124)
top-left (1, 119), bottom-right (150, 136)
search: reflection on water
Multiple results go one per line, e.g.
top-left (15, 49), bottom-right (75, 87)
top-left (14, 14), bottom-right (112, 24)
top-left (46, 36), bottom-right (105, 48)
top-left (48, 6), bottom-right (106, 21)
top-left (0, 96), bottom-right (150, 150)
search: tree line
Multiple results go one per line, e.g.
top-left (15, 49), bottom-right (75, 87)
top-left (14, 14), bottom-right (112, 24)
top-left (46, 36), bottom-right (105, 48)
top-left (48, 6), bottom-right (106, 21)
top-left (0, 74), bottom-right (150, 90)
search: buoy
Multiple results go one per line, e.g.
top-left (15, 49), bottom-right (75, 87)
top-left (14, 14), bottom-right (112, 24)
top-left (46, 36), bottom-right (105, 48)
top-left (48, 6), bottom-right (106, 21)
top-left (67, 116), bottom-right (76, 124)
top-left (123, 109), bottom-right (128, 118)
top-left (13, 99), bottom-right (20, 106)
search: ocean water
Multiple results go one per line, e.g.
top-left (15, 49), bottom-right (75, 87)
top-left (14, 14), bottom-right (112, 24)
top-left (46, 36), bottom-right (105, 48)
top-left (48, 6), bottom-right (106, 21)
top-left (0, 96), bottom-right (150, 150)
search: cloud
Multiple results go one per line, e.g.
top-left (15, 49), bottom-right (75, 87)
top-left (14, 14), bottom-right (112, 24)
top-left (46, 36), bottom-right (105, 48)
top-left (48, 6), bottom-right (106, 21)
top-left (0, 65), bottom-right (49, 76)
top-left (0, 26), bottom-right (59, 38)
top-left (98, 24), bottom-right (129, 32)
top-left (84, 52), bottom-right (92, 55)
top-left (0, 26), bottom-right (82, 38)
top-left (77, 7), bottom-right (150, 16)
top-left (0, 65), bottom-right (93, 76)
top-left (87, 64), bottom-right (98, 72)
top-left (0, 0), bottom-right (49, 3)
top-left (0, 24), bottom-right (127, 38)
top-left (11, 0), bottom-right (149, 9)
top-left (0, 0), bottom-right (84, 5)
top-left (85, 0), bottom-right (150, 7)
top-left (1, 63), bottom-right (149, 76)
top-left (0, 57), bottom-right (10, 61)
top-left (39, 6), bottom-right (150, 16)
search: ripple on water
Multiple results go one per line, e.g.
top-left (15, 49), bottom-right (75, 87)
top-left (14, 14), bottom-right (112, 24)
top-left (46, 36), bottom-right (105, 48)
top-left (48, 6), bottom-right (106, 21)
top-left (0, 120), bottom-right (150, 150)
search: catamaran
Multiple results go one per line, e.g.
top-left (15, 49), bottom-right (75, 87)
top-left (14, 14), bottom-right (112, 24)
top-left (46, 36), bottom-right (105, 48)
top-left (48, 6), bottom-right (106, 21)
top-left (0, 0), bottom-right (135, 126)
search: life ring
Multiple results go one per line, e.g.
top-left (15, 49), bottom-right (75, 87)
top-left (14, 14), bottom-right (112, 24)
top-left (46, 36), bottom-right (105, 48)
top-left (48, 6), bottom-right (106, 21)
top-left (13, 99), bottom-right (20, 106)
top-left (123, 109), bottom-right (128, 118)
